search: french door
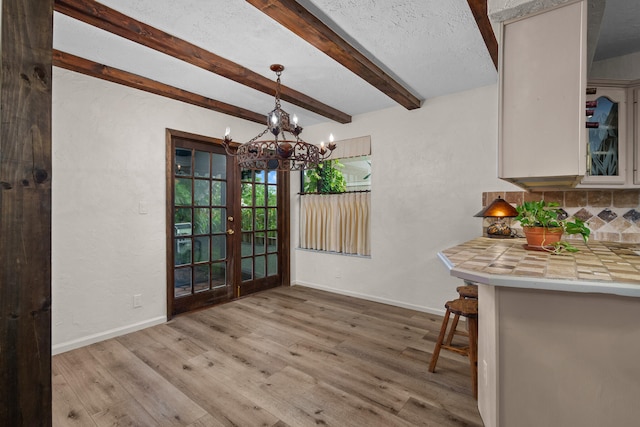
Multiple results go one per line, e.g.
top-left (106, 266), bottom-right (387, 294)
top-left (167, 130), bottom-right (288, 318)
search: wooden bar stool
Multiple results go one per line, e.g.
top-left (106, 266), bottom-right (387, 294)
top-left (444, 284), bottom-right (478, 346)
top-left (428, 298), bottom-right (478, 399)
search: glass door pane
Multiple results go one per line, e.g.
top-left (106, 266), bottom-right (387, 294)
top-left (583, 87), bottom-right (627, 185)
top-left (587, 96), bottom-right (618, 176)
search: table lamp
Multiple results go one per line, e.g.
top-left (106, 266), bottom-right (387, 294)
top-left (474, 196), bottom-right (518, 238)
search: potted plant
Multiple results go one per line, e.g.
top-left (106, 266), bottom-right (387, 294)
top-left (515, 200), bottom-right (590, 253)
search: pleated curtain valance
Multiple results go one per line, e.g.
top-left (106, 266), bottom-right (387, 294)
top-left (300, 192), bottom-right (370, 256)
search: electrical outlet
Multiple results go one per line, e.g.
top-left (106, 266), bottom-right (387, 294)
top-left (133, 294), bottom-right (142, 308)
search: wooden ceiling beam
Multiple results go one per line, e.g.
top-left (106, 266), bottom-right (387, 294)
top-left (466, 0), bottom-right (498, 70)
top-left (246, 0), bottom-right (422, 110)
top-left (53, 50), bottom-right (267, 125)
top-left (53, 0), bottom-right (351, 123)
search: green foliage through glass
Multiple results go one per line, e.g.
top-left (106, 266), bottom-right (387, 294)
top-left (304, 160), bottom-right (346, 193)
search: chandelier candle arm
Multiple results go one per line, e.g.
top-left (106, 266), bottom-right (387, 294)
top-left (221, 64), bottom-right (336, 171)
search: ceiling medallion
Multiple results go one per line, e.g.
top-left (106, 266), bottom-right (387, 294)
top-left (222, 64), bottom-right (336, 171)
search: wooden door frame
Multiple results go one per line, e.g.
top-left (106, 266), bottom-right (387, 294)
top-left (165, 128), bottom-right (290, 318)
top-left (279, 169), bottom-right (291, 290)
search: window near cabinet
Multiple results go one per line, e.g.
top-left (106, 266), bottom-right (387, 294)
top-left (299, 136), bottom-right (371, 257)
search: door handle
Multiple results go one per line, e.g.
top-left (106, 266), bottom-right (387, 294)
top-left (226, 229), bottom-right (235, 235)
top-left (228, 216), bottom-right (234, 222)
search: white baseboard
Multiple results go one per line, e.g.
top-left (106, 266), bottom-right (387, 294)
top-left (52, 315), bottom-right (167, 355)
top-left (292, 281), bottom-right (446, 316)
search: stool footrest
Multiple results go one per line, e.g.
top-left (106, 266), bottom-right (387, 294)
top-left (440, 344), bottom-right (470, 356)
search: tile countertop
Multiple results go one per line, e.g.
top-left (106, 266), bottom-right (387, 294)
top-left (438, 237), bottom-right (640, 298)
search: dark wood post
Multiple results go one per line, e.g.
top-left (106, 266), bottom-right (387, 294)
top-left (1, 0), bottom-right (54, 425)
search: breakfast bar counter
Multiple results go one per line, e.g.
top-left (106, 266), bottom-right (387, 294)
top-left (438, 237), bottom-right (640, 297)
top-left (438, 238), bottom-right (640, 427)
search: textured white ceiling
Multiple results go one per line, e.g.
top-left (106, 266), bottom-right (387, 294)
top-left (53, 0), bottom-right (496, 127)
top-left (594, 0), bottom-right (640, 61)
top-left (52, 0), bottom-right (637, 128)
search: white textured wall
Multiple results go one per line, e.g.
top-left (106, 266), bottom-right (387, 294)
top-left (291, 84), bottom-right (518, 315)
top-left (52, 68), bottom-right (263, 354)
top-left (52, 68), bottom-right (516, 352)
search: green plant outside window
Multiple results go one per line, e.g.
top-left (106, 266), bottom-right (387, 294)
top-left (303, 159), bottom-right (347, 193)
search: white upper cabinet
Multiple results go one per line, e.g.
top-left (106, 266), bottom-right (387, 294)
top-left (498, 0), bottom-right (587, 190)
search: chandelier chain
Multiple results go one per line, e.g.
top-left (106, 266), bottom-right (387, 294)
top-left (274, 71), bottom-right (282, 110)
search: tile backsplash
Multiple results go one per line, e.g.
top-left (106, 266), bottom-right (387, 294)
top-left (481, 190), bottom-right (640, 243)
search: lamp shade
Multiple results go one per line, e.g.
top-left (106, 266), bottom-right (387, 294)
top-left (474, 197), bottom-right (518, 218)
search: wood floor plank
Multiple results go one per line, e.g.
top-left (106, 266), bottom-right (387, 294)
top-left (275, 286), bottom-right (374, 313)
top-left (229, 301), bottom-right (341, 348)
top-left (238, 296), bottom-right (365, 349)
top-left (397, 397), bottom-right (483, 427)
top-left (188, 350), bottom-right (329, 427)
top-left (120, 330), bottom-right (280, 427)
top-left (116, 326), bottom-right (167, 355)
top-left (142, 322), bottom-right (210, 360)
top-left (169, 315), bottom-right (288, 377)
top-left (87, 339), bottom-right (208, 426)
top-left (185, 413), bottom-right (227, 427)
top-left (53, 347), bottom-right (129, 416)
top-left (167, 314), bottom-right (253, 353)
top-left (265, 366), bottom-right (415, 427)
top-left (336, 345), bottom-right (483, 424)
top-left (189, 308), bottom-right (255, 339)
top-left (364, 306), bottom-right (445, 334)
top-left (261, 366), bottom-right (335, 426)
top-left (258, 326), bottom-right (475, 421)
top-left (233, 329), bottom-right (414, 416)
top-left (285, 339), bottom-right (413, 413)
top-left (91, 397), bottom-right (161, 427)
top-left (332, 314), bottom-right (430, 352)
top-left (52, 374), bottom-right (97, 426)
top-left (53, 286), bottom-right (483, 427)
top-left (336, 336), bottom-right (476, 401)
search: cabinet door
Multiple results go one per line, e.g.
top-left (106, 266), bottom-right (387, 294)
top-left (499, 1), bottom-right (586, 186)
top-left (581, 87), bottom-right (627, 185)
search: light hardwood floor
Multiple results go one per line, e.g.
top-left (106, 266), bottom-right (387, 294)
top-left (52, 286), bottom-right (483, 426)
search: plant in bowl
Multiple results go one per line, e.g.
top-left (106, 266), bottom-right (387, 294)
top-left (514, 200), bottom-right (590, 253)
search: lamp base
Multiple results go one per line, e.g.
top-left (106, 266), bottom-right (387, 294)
top-left (485, 233), bottom-right (516, 239)
top-left (486, 222), bottom-right (514, 238)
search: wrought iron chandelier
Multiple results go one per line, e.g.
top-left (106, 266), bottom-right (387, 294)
top-left (222, 64), bottom-right (336, 171)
